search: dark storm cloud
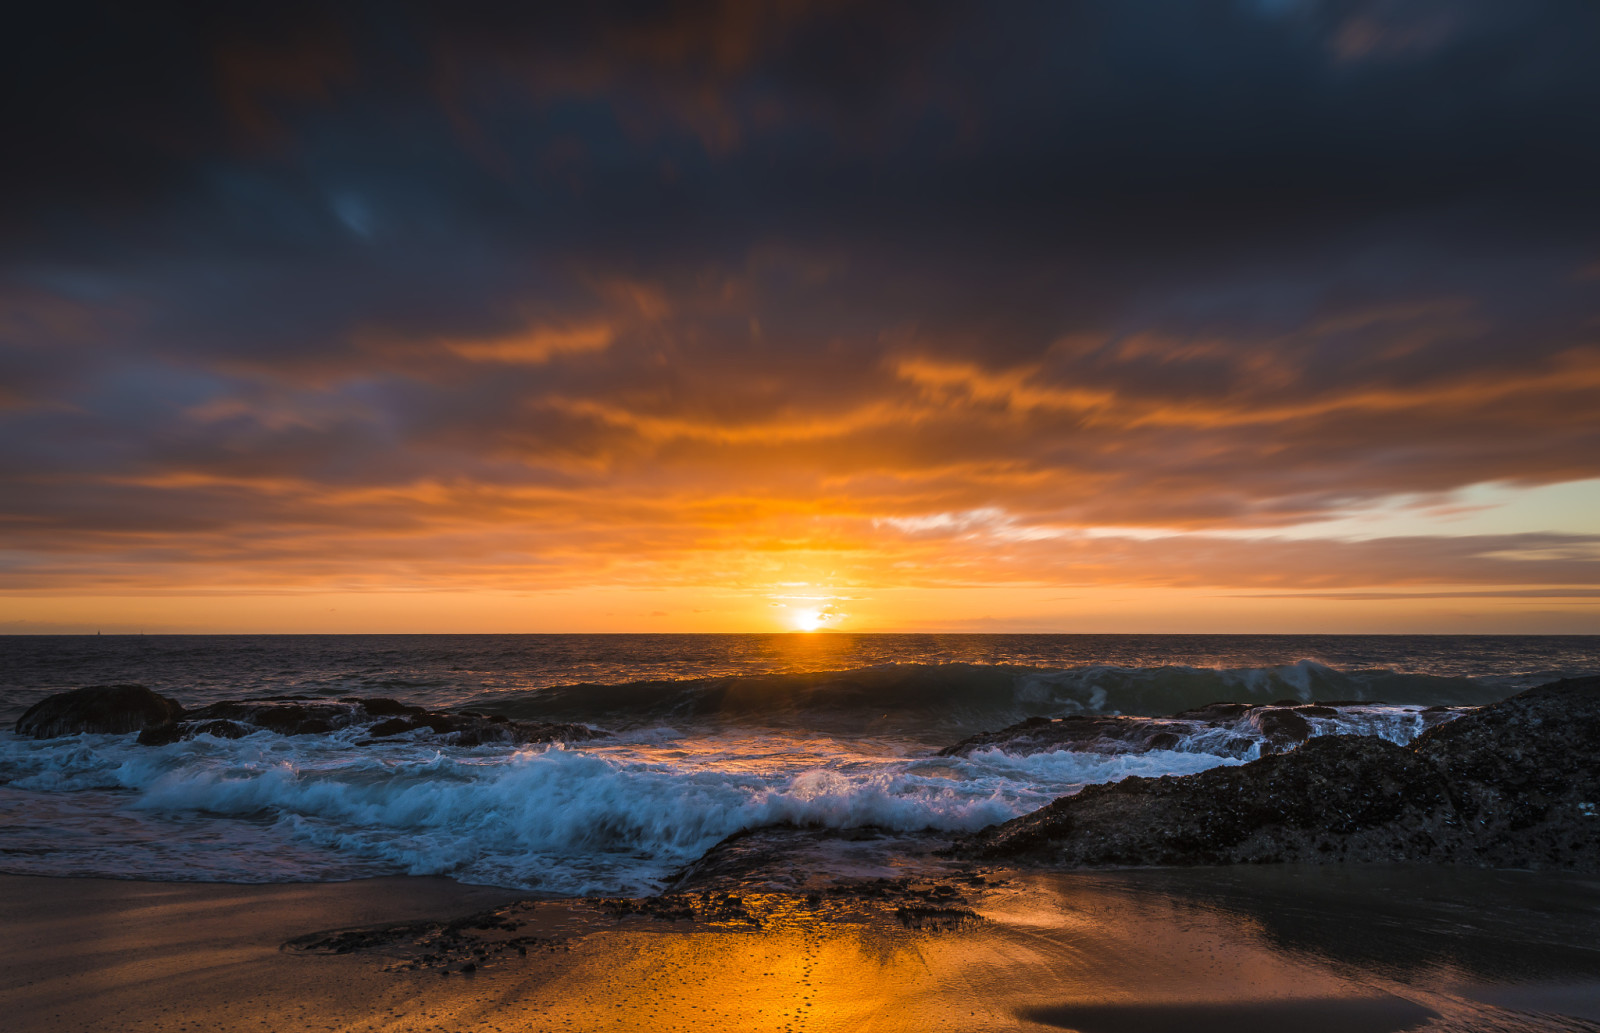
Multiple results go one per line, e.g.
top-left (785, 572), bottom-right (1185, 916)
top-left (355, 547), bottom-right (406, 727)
top-left (3, 0), bottom-right (1600, 596)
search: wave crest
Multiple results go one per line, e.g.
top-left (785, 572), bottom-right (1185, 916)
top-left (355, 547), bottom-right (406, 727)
top-left (476, 660), bottom-right (1507, 734)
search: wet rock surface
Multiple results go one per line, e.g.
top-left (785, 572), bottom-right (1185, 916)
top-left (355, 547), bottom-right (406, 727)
top-left (283, 900), bottom-right (570, 973)
top-left (940, 700), bottom-right (1462, 760)
top-left (284, 877), bottom-right (995, 973)
top-left (666, 825), bottom-right (996, 934)
top-left (586, 881), bottom-right (987, 931)
top-left (665, 824), bottom-right (965, 894)
top-left (14, 685), bottom-right (185, 739)
top-left (1409, 676), bottom-right (1600, 870)
top-left (891, 902), bottom-right (983, 931)
top-left (139, 696), bottom-right (605, 746)
top-left (13, 686), bottom-right (605, 747)
top-left (587, 891), bottom-right (762, 928)
top-left (962, 676), bottom-right (1600, 871)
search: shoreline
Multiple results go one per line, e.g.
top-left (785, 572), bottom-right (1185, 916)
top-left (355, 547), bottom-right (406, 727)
top-left (5, 867), bottom-right (1600, 1032)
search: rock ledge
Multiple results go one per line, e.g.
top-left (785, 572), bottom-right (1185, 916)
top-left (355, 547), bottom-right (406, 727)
top-left (960, 676), bottom-right (1600, 871)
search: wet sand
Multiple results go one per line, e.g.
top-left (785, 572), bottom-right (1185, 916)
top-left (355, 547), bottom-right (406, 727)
top-left (3, 867), bottom-right (1599, 1032)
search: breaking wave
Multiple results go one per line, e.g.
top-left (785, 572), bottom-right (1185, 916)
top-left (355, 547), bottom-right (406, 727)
top-left (474, 660), bottom-right (1509, 735)
top-left (0, 729), bottom-right (1253, 893)
top-left (0, 655), bottom-right (1552, 894)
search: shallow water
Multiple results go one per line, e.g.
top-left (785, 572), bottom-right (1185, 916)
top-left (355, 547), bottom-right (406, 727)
top-left (984, 867), bottom-right (1600, 1033)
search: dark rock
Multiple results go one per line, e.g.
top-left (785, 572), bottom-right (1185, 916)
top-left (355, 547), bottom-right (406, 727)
top-left (16, 685), bottom-right (185, 739)
top-left (967, 736), bottom-right (1457, 866)
top-left (939, 714), bottom-right (1211, 757)
top-left (137, 718), bottom-right (252, 746)
top-left (1410, 676), bottom-right (1600, 870)
top-left (183, 700), bottom-right (357, 736)
top-left (342, 697), bottom-right (423, 717)
top-left (192, 719), bottom-right (252, 739)
top-left (588, 895), bottom-right (699, 922)
top-left (136, 723), bottom-right (185, 746)
top-left (959, 676), bottom-right (1600, 872)
top-left (667, 824), bottom-right (965, 894)
top-left (938, 699), bottom-right (1386, 760)
top-left (127, 695), bottom-right (607, 748)
top-left (893, 905), bottom-right (982, 931)
top-left (1251, 709), bottom-right (1311, 743)
top-left (1175, 702), bottom-right (1254, 722)
top-left (14, 688), bottom-right (608, 748)
top-left (284, 920), bottom-right (441, 954)
top-left (283, 901), bottom-right (565, 972)
top-left (401, 711), bottom-right (599, 747)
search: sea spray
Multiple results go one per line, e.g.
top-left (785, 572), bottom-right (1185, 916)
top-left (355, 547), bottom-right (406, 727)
top-left (0, 700), bottom-right (1453, 894)
top-left (0, 726), bottom-right (1249, 892)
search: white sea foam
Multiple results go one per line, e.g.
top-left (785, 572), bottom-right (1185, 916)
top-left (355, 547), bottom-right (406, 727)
top-left (1298, 704), bottom-right (1441, 745)
top-left (949, 747), bottom-right (1246, 781)
top-left (0, 688), bottom-right (1469, 893)
top-left (7, 728), bottom-right (1229, 893)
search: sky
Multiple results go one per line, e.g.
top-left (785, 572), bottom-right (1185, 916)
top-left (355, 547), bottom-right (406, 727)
top-left (3, 0), bottom-right (1599, 634)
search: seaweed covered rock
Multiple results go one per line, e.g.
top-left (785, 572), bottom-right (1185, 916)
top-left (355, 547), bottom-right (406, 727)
top-left (963, 676), bottom-right (1600, 871)
top-left (14, 684), bottom-right (185, 738)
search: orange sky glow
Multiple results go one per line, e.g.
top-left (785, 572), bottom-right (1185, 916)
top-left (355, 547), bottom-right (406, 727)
top-left (7, 330), bottom-right (1598, 633)
top-left (3, 3), bottom-right (1599, 633)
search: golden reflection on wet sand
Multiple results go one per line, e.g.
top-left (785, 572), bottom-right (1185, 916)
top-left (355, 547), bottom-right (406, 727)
top-left (3, 869), bottom-right (1598, 1032)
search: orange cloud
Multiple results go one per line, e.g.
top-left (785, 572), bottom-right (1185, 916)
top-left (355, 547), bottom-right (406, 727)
top-left (444, 322), bottom-right (615, 364)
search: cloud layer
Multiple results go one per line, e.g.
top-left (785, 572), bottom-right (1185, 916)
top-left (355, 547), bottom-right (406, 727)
top-left (3, 1), bottom-right (1599, 630)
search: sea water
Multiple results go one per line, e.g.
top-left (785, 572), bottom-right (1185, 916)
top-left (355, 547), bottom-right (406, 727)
top-left (2, 634), bottom-right (1595, 894)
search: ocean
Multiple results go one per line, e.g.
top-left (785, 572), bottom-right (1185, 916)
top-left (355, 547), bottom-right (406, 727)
top-left (3, 634), bottom-right (1596, 895)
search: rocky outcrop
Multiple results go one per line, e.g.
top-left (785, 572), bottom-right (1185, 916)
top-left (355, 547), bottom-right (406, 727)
top-left (283, 900), bottom-right (569, 973)
top-left (940, 701), bottom-right (1462, 760)
top-left (967, 735), bottom-right (1461, 865)
top-left (667, 824), bottom-right (966, 894)
top-left (14, 684), bottom-right (185, 738)
top-left (1408, 677), bottom-right (1600, 869)
top-left (14, 687), bottom-right (604, 747)
top-left (962, 676), bottom-right (1600, 871)
top-left (135, 696), bottom-right (605, 747)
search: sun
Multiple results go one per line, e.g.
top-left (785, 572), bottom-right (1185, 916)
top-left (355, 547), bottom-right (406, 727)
top-left (791, 609), bottom-right (824, 632)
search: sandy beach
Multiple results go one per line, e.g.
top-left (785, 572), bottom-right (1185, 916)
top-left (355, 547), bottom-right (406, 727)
top-left (4, 866), bottom-right (1599, 1032)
